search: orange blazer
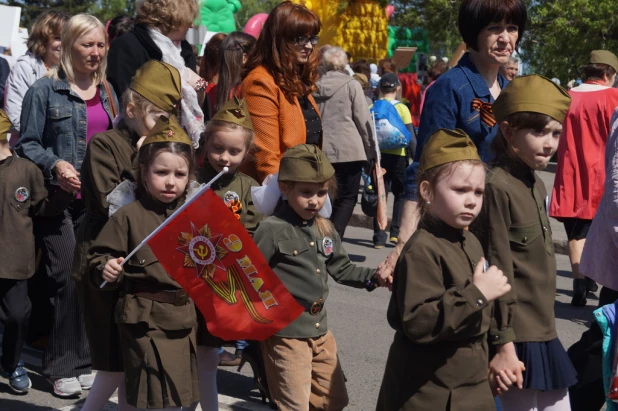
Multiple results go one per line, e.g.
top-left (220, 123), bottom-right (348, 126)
top-left (240, 65), bottom-right (320, 183)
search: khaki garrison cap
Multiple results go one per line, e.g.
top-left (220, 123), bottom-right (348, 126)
top-left (0, 110), bottom-right (11, 140)
top-left (279, 144), bottom-right (335, 183)
top-left (130, 60), bottom-right (182, 113)
top-left (589, 50), bottom-right (618, 73)
top-left (418, 129), bottom-right (480, 173)
top-left (493, 75), bottom-right (572, 124)
top-left (141, 115), bottom-right (191, 147)
top-left (211, 96), bottom-right (254, 131)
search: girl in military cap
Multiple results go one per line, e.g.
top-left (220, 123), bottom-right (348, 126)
top-left (472, 75), bottom-right (577, 410)
top-left (87, 116), bottom-right (199, 410)
top-left (74, 60), bottom-right (183, 411)
top-left (252, 144), bottom-right (380, 411)
top-left (192, 96), bottom-right (262, 410)
top-left (376, 128), bottom-right (511, 411)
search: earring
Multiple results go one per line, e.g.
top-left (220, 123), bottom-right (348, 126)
top-left (427, 201), bottom-right (431, 205)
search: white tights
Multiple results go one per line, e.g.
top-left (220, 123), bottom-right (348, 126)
top-left (184, 346), bottom-right (219, 411)
top-left (79, 371), bottom-right (133, 411)
top-left (499, 388), bottom-right (571, 411)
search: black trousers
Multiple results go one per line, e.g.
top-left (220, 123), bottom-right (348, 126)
top-left (373, 153), bottom-right (408, 245)
top-left (36, 199), bottom-right (91, 379)
top-left (568, 286), bottom-right (618, 411)
top-left (330, 161), bottom-right (364, 240)
top-left (0, 279), bottom-right (31, 372)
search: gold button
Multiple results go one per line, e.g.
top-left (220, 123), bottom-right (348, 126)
top-left (140, 259), bottom-right (146, 264)
top-left (476, 298), bottom-right (484, 306)
top-left (309, 241), bottom-right (315, 247)
top-left (523, 237), bottom-right (528, 243)
top-left (316, 269), bottom-right (321, 274)
top-left (315, 323), bottom-right (320, 328)
top-left (293, 250), bottom-right (298, 256)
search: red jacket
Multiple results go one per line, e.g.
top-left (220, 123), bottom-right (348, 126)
top-left (550, 82), bottom-right (618, 220)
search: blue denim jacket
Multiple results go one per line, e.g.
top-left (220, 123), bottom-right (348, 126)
top-left (404, 53), bottom-right (508, 199)
top-left (16, 70), bottom-right (118, 182)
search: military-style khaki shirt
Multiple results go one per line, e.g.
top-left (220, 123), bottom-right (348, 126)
top-left (472, 159), bottom-right (557, 344)
top-left (197, 163), bottom-right (261, 235)
top-left (0, 151), bottom-right (72, 280)
top-left (253, 202), bottom-right (375, 338)
top-left (377, 220), bottom-right (494, 411)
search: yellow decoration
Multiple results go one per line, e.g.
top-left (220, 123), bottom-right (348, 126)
top-left (291, 0), bottom-right (388, 62)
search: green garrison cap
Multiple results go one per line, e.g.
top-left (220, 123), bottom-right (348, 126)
top-left (493, 75), bottom-right (572, 124)
top-left (589, 50), bottom-right (618, 73)
top-left (130, 60), bottom-right (182, 113)
top-left (0, 110), bottom-right (11, 140)
top-left (141, 115), bottom-right (191, 147)
top-left (211, 96), bottom-right (254, 131)
top-left (418, 128), bottom-right (480, 173)
top-left (279, 144), bottom-right (335, 183)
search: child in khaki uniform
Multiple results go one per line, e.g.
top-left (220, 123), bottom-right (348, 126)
top-left (0, 110), bottom-right (73, 393)
top-left (88, 116), bottom-right (199, 410)
top-left (253, 144), bottom-right (380, 410)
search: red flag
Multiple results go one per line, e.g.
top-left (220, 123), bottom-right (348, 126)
top-left (148, 189), bottom-right (303, 341)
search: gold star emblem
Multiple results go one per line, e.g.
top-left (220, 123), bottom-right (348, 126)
top-left (228, 108), bottom-right (245, 119)
top-left (177, 222), bottom-right (227, 279)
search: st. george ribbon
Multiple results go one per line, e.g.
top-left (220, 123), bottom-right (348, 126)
top-left (99, 167), bottom-right (230, 288)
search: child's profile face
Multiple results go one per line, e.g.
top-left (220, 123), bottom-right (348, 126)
top-left (424, 162), bottom-right (485, 229)
top-left (125, 106), bottom-right (166, 139)
top-left (205, 129), bottom-right (248, 173)
top-left (143, 151), bottom-right (189, 203)
top-left (508, 119), bottom-right (562, 170)
top-left (279, 181), bottom-right (329, 221)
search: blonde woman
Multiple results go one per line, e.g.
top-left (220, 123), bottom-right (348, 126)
top-left (107, 0), bottom-right (205, 147)
top-left (16, 14), bottom-right (117, 397)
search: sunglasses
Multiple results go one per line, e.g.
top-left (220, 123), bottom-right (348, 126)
top-left (294, 36), bottom-right (319, 47)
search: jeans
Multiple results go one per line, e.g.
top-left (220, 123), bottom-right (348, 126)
top-left (330, 161), bottom-right (364, 240)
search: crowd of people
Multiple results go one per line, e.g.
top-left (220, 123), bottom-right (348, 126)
top-left (1, 0), bottom-right (618, 410)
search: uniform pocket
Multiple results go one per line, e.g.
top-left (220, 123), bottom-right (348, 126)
top-left (125, 248), bottom-right (159, 269)
top-left (9, 197), bottom-right (30, 213)
top-left (277, 238), bottom-right (310, 256)
top-left (508, 223), bottom-right (542, 248)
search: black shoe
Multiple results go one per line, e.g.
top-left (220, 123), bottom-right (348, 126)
top-left (571, 279), bottom-right (588, 306)
top-left (585, 277), bottom-right (599, 293)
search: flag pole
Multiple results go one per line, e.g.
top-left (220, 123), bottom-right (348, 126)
top-left (100, 167), bottom-right (229, 288)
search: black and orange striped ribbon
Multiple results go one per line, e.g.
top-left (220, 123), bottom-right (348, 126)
top-left (471, 99), bottom-right (497, 127)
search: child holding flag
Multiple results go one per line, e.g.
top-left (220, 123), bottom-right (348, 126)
top-left (74, 60), bottom-right (182, 411)
top-left (87, 116), bottom-right (199, 410)
top-left (192, 96), bottom-right (262, 410)
top-left (253, 144), bottom-right (380, 410)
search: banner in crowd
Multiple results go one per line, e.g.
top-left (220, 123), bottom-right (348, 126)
top-left (148, 188), bottom-right (303, 341)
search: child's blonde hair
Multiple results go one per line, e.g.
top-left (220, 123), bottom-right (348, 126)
top-left (121, 89), bottom-right (167, 120)
top-left (200, 120), bottom-right (255, 161)
top-left (279, 176), bottom-right (338, 238)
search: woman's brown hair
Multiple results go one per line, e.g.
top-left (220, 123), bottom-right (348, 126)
top-left (458, 0), bottom-right (527, 51)
top-left (215, 32), bottom-right (256, 113)
top-left (137, 141), bottom-right (195, 199)
top-left (242, 1), bottom-right (321, 100)
top-left (199, 33), bottom-right (227, 83)
top-left (27, 10), bottom-right (70, 60)
top-left (582, 63), bottom-right (617, 82)
top-left (136, 0), bottom-right (199, 35)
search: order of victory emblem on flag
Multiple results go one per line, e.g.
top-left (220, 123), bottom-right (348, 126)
top-left (148, 188), bottom-right (303, 341)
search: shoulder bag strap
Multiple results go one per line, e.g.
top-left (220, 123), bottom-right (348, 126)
top-left (103, 80), bottom-right (118, 118)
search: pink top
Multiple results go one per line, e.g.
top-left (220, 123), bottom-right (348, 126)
top-left (550, 82), bottom-right (618, 220)
top-left (86, 90), bottom-right (111, 144)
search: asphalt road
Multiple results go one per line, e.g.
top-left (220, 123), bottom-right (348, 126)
top-left (0, 225), bottom-right (598, 411)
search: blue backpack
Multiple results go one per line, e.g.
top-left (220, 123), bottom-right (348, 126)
top-left (370, 100), bottom-right (412, 150)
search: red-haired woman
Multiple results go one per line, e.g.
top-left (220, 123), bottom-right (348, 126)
top-left (240, 1), bottom-right (322, 183)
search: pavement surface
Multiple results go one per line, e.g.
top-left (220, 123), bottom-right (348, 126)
top-left (0, 224), bottom-right (597, 411)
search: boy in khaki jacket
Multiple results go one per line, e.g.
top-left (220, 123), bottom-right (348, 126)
top-left (0, 111), bottom-right (72, 393)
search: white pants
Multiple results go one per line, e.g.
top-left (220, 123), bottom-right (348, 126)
top-left (500, 388), bottom-right (571, 411)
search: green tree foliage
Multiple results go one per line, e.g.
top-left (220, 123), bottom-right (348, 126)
top-left (520, 0), bottom-right (618, 83)
top-left (234, 0), bottom-right (279, 31)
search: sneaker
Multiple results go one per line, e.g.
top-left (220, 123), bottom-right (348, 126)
top-left (3, 360), bottom-right (31, 394)
top-left (389, 236), bottom-right (398, 244)
top-left (49, 377), bottom-right (82, 397)
top-left (374, 244), bottom-right (385, 249)
top-left (219, 350), bottom-right (241, 367)
top-left (78, 372), bottom-right (96, 390)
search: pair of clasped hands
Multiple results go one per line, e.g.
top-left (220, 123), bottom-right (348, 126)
top-left (55, 160), bottom-right (81, 193)
top-left (375, 254), bottom-right (522, 396)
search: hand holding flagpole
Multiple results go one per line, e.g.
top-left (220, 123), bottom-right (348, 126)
top-left (100, 167), bottom-right (229, 288)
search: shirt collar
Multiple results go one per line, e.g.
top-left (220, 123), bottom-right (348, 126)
top-left (0, 150), bottom-right (15, 171)
top-left (198, 163), bottom-right (237, 189)
top-left (275, 201), bottom-right (315, 228)
top-left (495, 156), bottom-right (535, 184)
top-left (419, 217), bottom-right (465, 243)
top-left (139, 192), bottom-right (183, 217)
top-left (458, 53), bottom-right (509, 100)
